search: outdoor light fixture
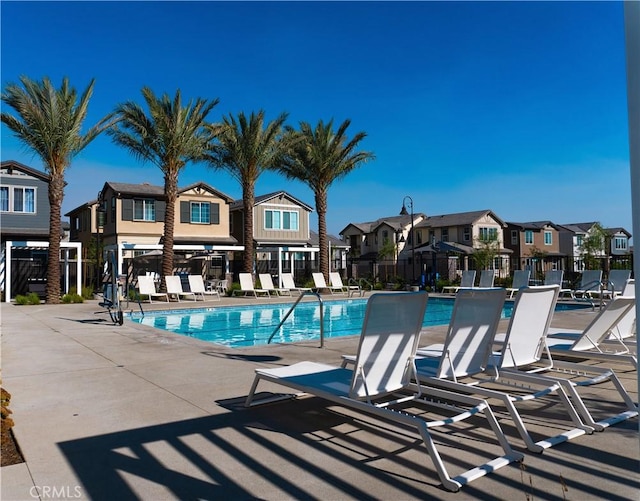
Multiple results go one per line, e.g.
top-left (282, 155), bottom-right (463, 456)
top-left (399, 195), bottom-right (416, 284)
top-left (96, 191), bottom-right (106, 290)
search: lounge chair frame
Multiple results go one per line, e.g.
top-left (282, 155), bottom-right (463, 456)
top-left (415, 287), bottom-right (599, 453)
top-left (187, 275), bottom-right (221, 301)
top-left (245, 292), bottom-right (523, 492)
top-left (234, 273), bottom-right (271, 298)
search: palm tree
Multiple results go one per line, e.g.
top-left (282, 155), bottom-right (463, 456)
top-left (280, 119), bottom-right (374, 281)
top-left (206, 110), bottom-right (289, 274)
top-left (109, 87), bottom-right (219, 287)
top-left (1, 76), bottom-right (111, 304)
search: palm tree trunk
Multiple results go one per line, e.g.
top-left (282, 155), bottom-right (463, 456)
top-left (242, 182), bottom-right (255, 275)
top-left (315, 191), bottom-right (329, 281)
top-left (46, 174), bottom-right (64, 304)
top-left (161, 171), bottom-right (178, 292)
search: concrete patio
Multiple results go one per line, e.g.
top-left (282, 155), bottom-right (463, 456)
top-left (1, 295), bottom-right (638, 500)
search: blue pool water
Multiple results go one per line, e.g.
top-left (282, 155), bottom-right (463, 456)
top-left (128, 297), bottom-right (588, 349)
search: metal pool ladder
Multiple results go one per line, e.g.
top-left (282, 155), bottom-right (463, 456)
top-left (268, 291), bottom-right (325, 347)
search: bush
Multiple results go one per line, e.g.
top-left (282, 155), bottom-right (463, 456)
top-left (228, 282), bottom-right (241, 296)
top-left (68, 286), bottom-right (95, 300)
top-left (62, 293), bottom-right (84, 303)
top-left (14, 293), bottom-right (41, 305)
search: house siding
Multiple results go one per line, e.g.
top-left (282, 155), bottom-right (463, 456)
top-left (0, 173), bottom-right (50, 232)
top-left (254, 197), bottom-right (310, 242)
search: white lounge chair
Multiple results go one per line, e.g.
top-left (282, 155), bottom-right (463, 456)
top-left (259, 273), bottom-right (290, 296)
top-left (329, 271), bottom-right (363, 297)
top-left (188, 275), bottom-right (221, 301)
top-left (137, 275), bottom-right (169, 303)
top-left (165, 275), bottom-right (197, 302)
top-left (441, 270), bottom-right (476, 294)
top-left (476, 270), bottom-right (495, 288)
top-left (489, 289), bottom-right (639, 432)
top-left (506, 270), bottom-right (531, 298)
top-left (543, 295), bottom-right (638, 369)
top-left (544, 270), bottom-right (572, 298)
top-left (245, 291), bottom-right (523, 492)
top-left (547, 278), bottom-right (635, 346)
top-left (234, 273), bottom-right (271, 298)
top-left (596, 269), bottom-right (633, 299)
top-left (312, 272), bottom-right (345, 295)
top-left (571, 270), bottom-right (603, 299)
top-left (413, 287), bottom-right (604, 453)
top-left (281, 273), bottom-right (313, 295)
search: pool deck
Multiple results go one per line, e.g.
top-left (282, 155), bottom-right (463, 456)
top-left (1, 293), bottom-right (638, 500)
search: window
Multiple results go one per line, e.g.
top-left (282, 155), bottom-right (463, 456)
top-left (0, 186), bottom-right (36, 213)
top-left (0, 187), bottom-right (8, 212)
top-left (463, 226), bottom-right (471, 241)
top-left (511, 230), bottom-right (518, 245)
top-left (614, 236), bottom-right (628, 251)
top-left (134, 199), bottom-right (156, 221)
top-left (265, 209), bottom-right (299, 230)
top-left (441, 228), bottom-right (449, 242)
top-left (576, 235), bottom-right (584, 246)
top-left (544, 231), bottom-right (552, 245)
top-left (524, 230), bottom-right (533, 244)
top-left (479, 227), bottom-right (498, 241)
top-left (190, 202), bottom-right (210, 224)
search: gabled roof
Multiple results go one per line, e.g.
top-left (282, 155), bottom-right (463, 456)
top-left (104, 181), bottom-right (164, 197)
top-left (417, 209), bottom-right (506, 229)
top-left (558, 222), bottom-right (598, 234)
top-left (64, 199), bottom-right (98, 217)
top-left (178, 181), bottom-right (234, 203)
top-left (506, 220), bottom-right (563, 231)
top-left (605, 227), bottom-right (632, 238)
top-left (1, 160), bottom-right (51, 183)
top-left (339, 214), bottom-right (425, 236)
top-left (230, 191), bottom-right (313, 212)
top-left (309, 230), bottom-right (348, 248)
top-left (102, 181), bottom-right (234, 201)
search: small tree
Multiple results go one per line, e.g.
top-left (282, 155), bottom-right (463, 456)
top-left (579, 223), bottom-right (607, 270)
top-left (472, 233), bottom-right (501, 271)
top-left (377, 238), bottom-right (396, 282)
top-left (529, 246), bottom-right (548, 282)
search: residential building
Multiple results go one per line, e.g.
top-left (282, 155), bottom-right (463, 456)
top-left (504, 221), bottom-right (565, 281)
top-left (413, 210), bottom-right (511, 284)
top-left (559, 222), bottom-right (633, 272)
top-left (1, 160), bottom-right (81, 300)
top-left (339, 213), bottom-right (426, 282)
top-left (229, 191), bottom-right (319, 284)
top-left (66, 181), bottom-right (241, 287)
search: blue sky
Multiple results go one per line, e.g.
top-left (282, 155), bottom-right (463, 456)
top-left (1, 1), bottom-right (632, 239)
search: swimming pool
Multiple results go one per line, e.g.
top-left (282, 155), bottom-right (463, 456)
top-left (128, 297), bottom-right (588, 349)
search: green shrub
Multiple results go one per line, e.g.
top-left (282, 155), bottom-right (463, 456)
top-left (62, 293), bottom-right (84, 303)
top-left (14, 295), bottom-right (29, 305)
top-left (68, 286), bottom-right (94, 300)
top-left (14, 293), bottom-right (41, 305)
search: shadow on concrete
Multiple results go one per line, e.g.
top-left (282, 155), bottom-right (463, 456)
top-left (201, 351), bottom-right (282, 364)
top-left (57, 395), bottom-right (639, 500)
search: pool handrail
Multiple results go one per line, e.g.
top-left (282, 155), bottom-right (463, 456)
top-left (268, 291), bottom-right (325, 347)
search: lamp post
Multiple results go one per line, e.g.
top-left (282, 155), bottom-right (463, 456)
top-left (395, 228), bottom-right (403, 277)
top-left (399, 195), bottom-right (416, 284)
top-left (96, 191), bottom-right (106, 291)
